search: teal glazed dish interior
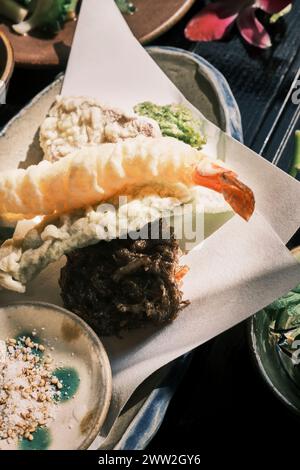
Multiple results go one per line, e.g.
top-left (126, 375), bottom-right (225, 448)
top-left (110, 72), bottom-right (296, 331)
top-left (0, 302), bottom-right (112, 450)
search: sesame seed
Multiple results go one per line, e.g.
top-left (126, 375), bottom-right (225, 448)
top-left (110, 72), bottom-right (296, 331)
top-left (0, 336), bottom-right (59, 443)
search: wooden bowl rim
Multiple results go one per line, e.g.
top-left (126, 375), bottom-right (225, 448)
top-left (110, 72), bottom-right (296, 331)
top-left (0, 30), bottom-right (14, 85)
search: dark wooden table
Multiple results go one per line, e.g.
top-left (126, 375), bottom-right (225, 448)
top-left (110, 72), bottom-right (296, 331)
top-left (1, 1), bottom-right (300, 462)
top-left (149, 2), bottom-right (300, 463)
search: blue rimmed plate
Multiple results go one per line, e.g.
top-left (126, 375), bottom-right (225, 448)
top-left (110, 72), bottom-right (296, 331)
top-left (0, 46), bottom-right (242, 450)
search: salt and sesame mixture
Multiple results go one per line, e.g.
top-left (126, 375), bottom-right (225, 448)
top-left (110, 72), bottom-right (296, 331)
top-left (0, 336), bottom-right (63, 444)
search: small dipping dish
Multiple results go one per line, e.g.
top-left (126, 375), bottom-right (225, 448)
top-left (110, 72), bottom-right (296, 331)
top-left (0, 302), bottom-right (112, 450)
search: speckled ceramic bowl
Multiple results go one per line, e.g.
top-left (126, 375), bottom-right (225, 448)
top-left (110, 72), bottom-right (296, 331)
top-left (0, 302), bottom-right (112, 450)
top-left (249, 308), bottom-right (300, 417)
top-left (248, 247), bottom-right (300, 417)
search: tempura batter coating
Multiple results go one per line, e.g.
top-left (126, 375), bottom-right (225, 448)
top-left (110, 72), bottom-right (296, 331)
top-left (40, 96), bottom-right (161, 161)
top-left (0, 137), bottom-right (200, 216)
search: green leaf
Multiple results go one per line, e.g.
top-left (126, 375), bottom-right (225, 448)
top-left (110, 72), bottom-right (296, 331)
top-left (266, 291), bottom-right (300, 312)
top-left (292, 284), bottom-right (300, 294)
top-left (269, 4), bottom-right (292, 24)
top-left (115, 0), bottom-right (136, 14)
top-left (289, 130), bottom-right (300, 177)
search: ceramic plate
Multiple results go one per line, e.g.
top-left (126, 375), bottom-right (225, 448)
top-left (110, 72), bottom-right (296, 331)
top-left (249, 308), bottom-right (300, 416)
top-left (249, 245), bottom-right (300, 418)
top-left (0, 302), bottom-right (112, 450)
top-left (0, 47), bottom-right (242, 449)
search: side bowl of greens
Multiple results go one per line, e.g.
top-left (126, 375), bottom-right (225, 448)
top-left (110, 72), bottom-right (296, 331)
top-left (249, 247), bottom-right (300, 416)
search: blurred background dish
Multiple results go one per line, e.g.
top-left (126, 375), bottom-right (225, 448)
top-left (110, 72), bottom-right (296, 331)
top-left (0, 16), bottom-right (75, 68)
top-left (125, 0), bottom-right (195, 44)
top-left (0, 30), bottom-right (14, 101)
top-left (0, 0), bottom-right (195, 67)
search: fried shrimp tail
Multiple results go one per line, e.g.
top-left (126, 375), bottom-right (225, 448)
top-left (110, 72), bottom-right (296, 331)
top-left (193, 162), bottom-right (255, 221)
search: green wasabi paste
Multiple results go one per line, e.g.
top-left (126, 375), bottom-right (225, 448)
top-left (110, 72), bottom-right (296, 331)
top-left (134, 102), bottom-right (206, 149)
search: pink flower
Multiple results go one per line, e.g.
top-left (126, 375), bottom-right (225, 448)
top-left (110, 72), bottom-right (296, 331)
top-left (185, 0), bottom-right (292, 48)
